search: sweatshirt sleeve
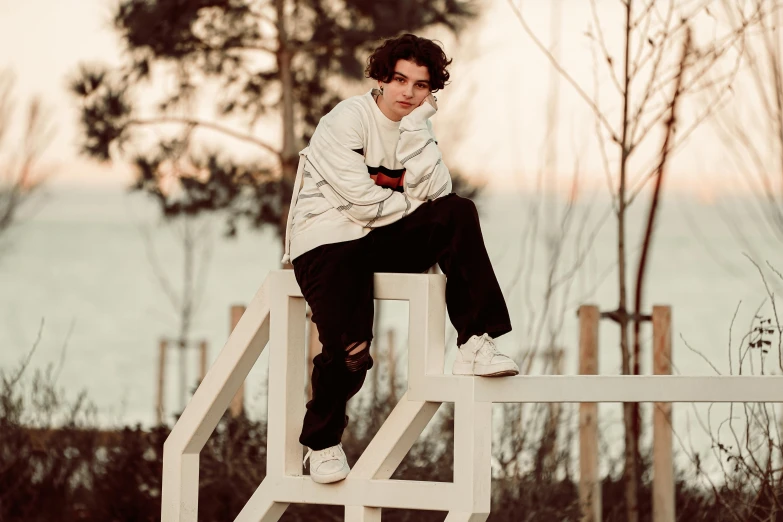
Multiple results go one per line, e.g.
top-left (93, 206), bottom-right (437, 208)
top-left (305, 104), bottom-right (418, 227)
top-left (397, 103), bottom-right (453, 201)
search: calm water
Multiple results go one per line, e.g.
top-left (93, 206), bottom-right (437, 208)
top-left (2, 185), bottom-right (781, 474)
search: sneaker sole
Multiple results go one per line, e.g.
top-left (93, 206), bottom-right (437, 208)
top-left (477, 369), bottom-right (520, 377)
top-left (452, 361), bottom-right (520, 377)
top-left (310, 464), bottom-right (350, 484)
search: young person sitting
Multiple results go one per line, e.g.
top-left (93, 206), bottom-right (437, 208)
top-left (281, 33), bottom-right (519, 484)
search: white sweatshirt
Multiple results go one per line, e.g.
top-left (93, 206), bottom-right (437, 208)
top-left (281, 88), bottom-right (453, 263)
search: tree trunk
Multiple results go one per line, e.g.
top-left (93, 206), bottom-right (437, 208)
top-left (619, 2), bottom-right (639, 521)
top-left (276, 0), bottom-right (320, 393)
top-left (276, 0), bottom-right (299, 243)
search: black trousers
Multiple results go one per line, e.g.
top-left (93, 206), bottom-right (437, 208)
top-left (292, 194), bottom-right (511, 450)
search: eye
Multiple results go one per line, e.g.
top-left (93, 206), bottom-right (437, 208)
top-left (396, 77), bottom-right (404, 83)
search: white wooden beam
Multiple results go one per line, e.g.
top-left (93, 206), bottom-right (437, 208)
top-left (265, 476), bottom-right (465, 511)
top-left (162, 279), bottom-right (272, 522)
top-left (233, 482), bottom-right (288, 522)
top-left (344, 506), bottom-right (381, 522)
top-left (351, 393), bottom-right (441, 480)
top-left (412, 375), bottom-right (783, 403)
top-left (266, 274), bottom-right (307, 479)
top-left (453, 396), bottom-right (492, 515)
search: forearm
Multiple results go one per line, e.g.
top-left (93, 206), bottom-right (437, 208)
top-left (397, 104), bottom-right (453, 201)
top-left (305, 145), bottom-right (418, 227)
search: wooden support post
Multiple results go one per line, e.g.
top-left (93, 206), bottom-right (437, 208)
top-left (199, 340), bottom-right (208, 381)
top-left (178, 339), bottom-right (187, 411)
top-left (230, 305), bottom-right (246, 417)
top-left (157, 338), bottom-right (167, 425)
top-left (579, 305), bottom-right (601, 522)
top-left (652, 305), bottom-right (674, 522)
top-left (345, 506), bottom-right (381, 522)
top-left (388, 329), bottom-right (397, 403)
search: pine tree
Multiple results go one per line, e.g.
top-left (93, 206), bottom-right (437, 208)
top-left (71, 0), bottom-right (478, 236)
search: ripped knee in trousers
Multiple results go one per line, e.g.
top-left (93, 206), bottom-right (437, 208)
top-left (344, 341), bottom-right (371, 372)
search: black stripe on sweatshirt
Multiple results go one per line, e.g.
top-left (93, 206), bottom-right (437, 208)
top-left (367, 165), bottom-right (405, 178)
top-left (351, 149), bottom-right (405, 178)
top-left (352, 148), bottom-right (405, 191)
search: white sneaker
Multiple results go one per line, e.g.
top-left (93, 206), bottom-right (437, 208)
top-left (452, 334), bottom-right (520, 377)
top-left (303, 443), bottom-right (350, 484)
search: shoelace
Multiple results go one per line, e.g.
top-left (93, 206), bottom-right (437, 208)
top-left (476, 333), bottom-right (501, 360)
top-left (465, 334), bottom-right (509, 372)
top-left (303, 443), bottom-right (342, 466)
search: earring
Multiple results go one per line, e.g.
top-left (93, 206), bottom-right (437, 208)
top-left (379, 86), bottom-right (384, 94)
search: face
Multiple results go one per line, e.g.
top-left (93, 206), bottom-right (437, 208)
top-left (376, 59), bottom-right (431, 121)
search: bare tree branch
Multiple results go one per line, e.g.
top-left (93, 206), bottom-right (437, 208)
top-left (0, 70), bottom-right (53, 240)
top-left (589, 0), bottom-right (625, 96)
top-left (125, 117), bottom-right (280, 158)
top-left (505, 0), bottom-right (621, 144)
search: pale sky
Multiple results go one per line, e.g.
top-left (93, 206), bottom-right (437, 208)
top-left (0, 0), bottom-right (769, 198)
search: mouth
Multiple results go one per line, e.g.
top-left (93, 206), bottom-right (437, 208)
top-left (398, 102), bottom-right (413, 107)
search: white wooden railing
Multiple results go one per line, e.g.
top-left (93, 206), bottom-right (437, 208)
top-left (161, 270), bottom-right (783, 522)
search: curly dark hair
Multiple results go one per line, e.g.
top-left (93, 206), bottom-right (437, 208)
top-left (365, 34), bottom-right (452, 92)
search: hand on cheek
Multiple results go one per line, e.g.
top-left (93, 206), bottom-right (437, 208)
top-left (419, 93), bottom-right (438, 110)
